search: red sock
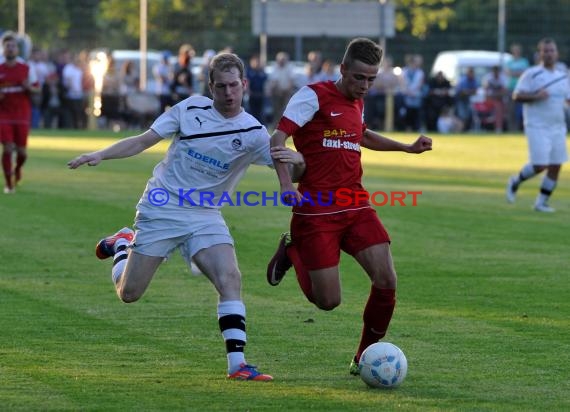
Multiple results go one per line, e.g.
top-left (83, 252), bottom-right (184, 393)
top-left (355, 287), bottom-right (396, 361)
top-left (2, 152), bottom-right (13, 189)
top-left (15, 152), bottom-right (26, 182)
top-left (287, 244), bottom-right (315, 304)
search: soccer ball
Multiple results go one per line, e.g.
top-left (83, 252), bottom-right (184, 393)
top-left (358, 342), bottom-right (408, 388)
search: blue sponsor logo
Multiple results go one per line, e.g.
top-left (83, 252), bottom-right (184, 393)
top-left (187, 149), bottom-right (230, 170)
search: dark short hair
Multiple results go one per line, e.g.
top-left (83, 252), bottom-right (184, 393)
top-left (342, 38), bottom-right (383, 69)
top-left (538, 37), bottom-right (556, 50)
top-left (2, 31), bottom-right (17, 44)
top-left (209, 53), bottom-right (245, 83)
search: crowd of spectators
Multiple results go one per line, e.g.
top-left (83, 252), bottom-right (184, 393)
top-left (5, 40), bottom-right (559, 133)
top-left (16, 47), bottom-right (94, 130)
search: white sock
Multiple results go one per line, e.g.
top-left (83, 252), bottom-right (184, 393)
top-left (513, 163), bottom-right (537, 187)
top-left (536, 176), bottom-right (557, 206)
top-left (218, 300), bottom-right (247, 373)
top-left (111, 238), bottom-right (129, 284)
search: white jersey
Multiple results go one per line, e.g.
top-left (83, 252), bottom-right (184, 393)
top-left (514, 65), bottom-right (570, 129)
top-left (137, 95), bottom-right (272, 215)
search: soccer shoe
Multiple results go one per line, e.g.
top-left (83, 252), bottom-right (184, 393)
top-left (266, 232), bottom-right (292, 286)
top-left (349, 357), bottom-right (360, 376)
top-left (95, 227), bottom-right (134, 260)
top-left (505, 176), bottom-right (518, 203)
top-left (227, 363), bottom-right (273, 381)
top-left (533, 203), bottom-right (555, 213)
top-left (3, 186), bottom-right (15, 194)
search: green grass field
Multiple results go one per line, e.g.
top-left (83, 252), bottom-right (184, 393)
top-left (1, 130), bottom-right (569, 411)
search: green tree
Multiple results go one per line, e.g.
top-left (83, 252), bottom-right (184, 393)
top-left (396, 0), bottom-right (456, 39)
top-left (97, 0), bottom-right (252, 53)
top-left (0, 0), bottom-right (70, 50)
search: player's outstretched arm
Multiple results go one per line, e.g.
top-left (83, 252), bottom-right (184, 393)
top-left (67, 129), bottom-right (163, 169)
top-left (362, 129), bottom-right (432, 154)
top-left (270, 129), bottom-right (304, 204)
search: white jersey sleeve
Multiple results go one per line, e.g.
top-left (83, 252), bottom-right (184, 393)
top-left (282, 86), bottom-right (319, 127)
top-left (150, 100), bottom-right (186, 139)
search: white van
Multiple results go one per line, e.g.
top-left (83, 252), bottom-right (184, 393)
top-left (430, 50), bottom-right (513, 86)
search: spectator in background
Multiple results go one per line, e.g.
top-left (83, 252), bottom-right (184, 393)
top-left (245, 54), bottom-right (267, 124)
top-left (425, 71), bottom-right (453, 132)
top-left (401, 54), bottom-right (425, 131)
top-left (41, 71), bottom-right (65, 129)
top-left (307, 50), bottom-right (323, 79)
top-left (301, 61), bottom-right (320, 86)
top-left (28, 47), bottom-right (50, 128)
top-left (120, 60), bottom-right (139, 95)
top-left (119, 60), bottom-right (139, 127)
top-left (171, 44), bottom-right (194, 104)
top-left (315, 59), bottom-right (338, 82)
top-left (506, 43), bottom-right (530, 131)
top-left (365, 56), bottom-right (402, 132)
top-left (62, 52), bottom-right (86, 129)
top-left (199, 49), bottom-right (216, 98)
top-left (482, 65), bottom-right (508, 132)
top-left (79, 50), bottom-right (95, 125)
top-left (437, 105), bottom-right (464, 134)
top-left (52, 49), bottom-right (69, 128)
top-left (101, 55), bottom-right (123, 128)
top-left (266, 51), bottom-right (296, 128)
top-left (454, 67), bottom-right (478, 131)
top-left (153, 51), bottom-right (173, 113)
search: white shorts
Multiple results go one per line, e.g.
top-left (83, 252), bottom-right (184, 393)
top-left (526, 125), bottom-right (568, 165)
top-left (131, 207), bottom-right (233, 267)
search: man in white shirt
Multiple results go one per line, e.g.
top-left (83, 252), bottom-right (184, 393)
top-left (68, 53), bottom-right (305, 380)
top-left (506, 38), bottom-right (570, 212)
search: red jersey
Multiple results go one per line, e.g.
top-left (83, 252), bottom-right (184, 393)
top-left (0, 61), bottom-right (34, 124)
top-left (277, 81), bottom-right (369, 215)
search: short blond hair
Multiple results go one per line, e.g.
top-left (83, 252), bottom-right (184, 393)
top-left (209, 53), bottom-right (245, 83)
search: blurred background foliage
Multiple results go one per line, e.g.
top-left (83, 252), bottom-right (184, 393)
top-left (1, 0), bottom-right (569, 68)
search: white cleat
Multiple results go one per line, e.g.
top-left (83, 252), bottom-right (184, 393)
top-left (3, 186), bottom-right (15, 194)
top-left (505, 176), bottom-right (517, 204)
top-left (533, 203), bottom-right (555, 213)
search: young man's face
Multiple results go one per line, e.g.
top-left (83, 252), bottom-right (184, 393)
top-left (339, 60), bottom-right (379, 100)
top-left (2, 39), bottom-right (19, 61)
top-left (540, 42), bottom-right (558, 68)
top-left (210, 67), bottom-right (246, 118)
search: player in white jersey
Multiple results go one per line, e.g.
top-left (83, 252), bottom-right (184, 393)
top-left (68, 53), bottom-right (305, 380)
top-left (506, 38), bottom-right (570, 212)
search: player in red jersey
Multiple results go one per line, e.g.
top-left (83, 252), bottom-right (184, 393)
top-left (266, 38), bottom-right (432, 375)
top-left (0, 32), bottom-right (39, 194)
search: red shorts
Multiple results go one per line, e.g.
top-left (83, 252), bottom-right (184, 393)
top-left (0, 123), bottom-right (30, 146)
top-left (290, 207), bottom-right (391, 270)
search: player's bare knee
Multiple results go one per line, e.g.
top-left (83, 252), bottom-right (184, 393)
top-left (117, 286), bottom-right (143, 303)
top-left (373, 271), bottom-right (397, 289)
top-left (215, 269), bottom-right (242, 296)
top-left (315, 296), bottom-right (341, 311)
